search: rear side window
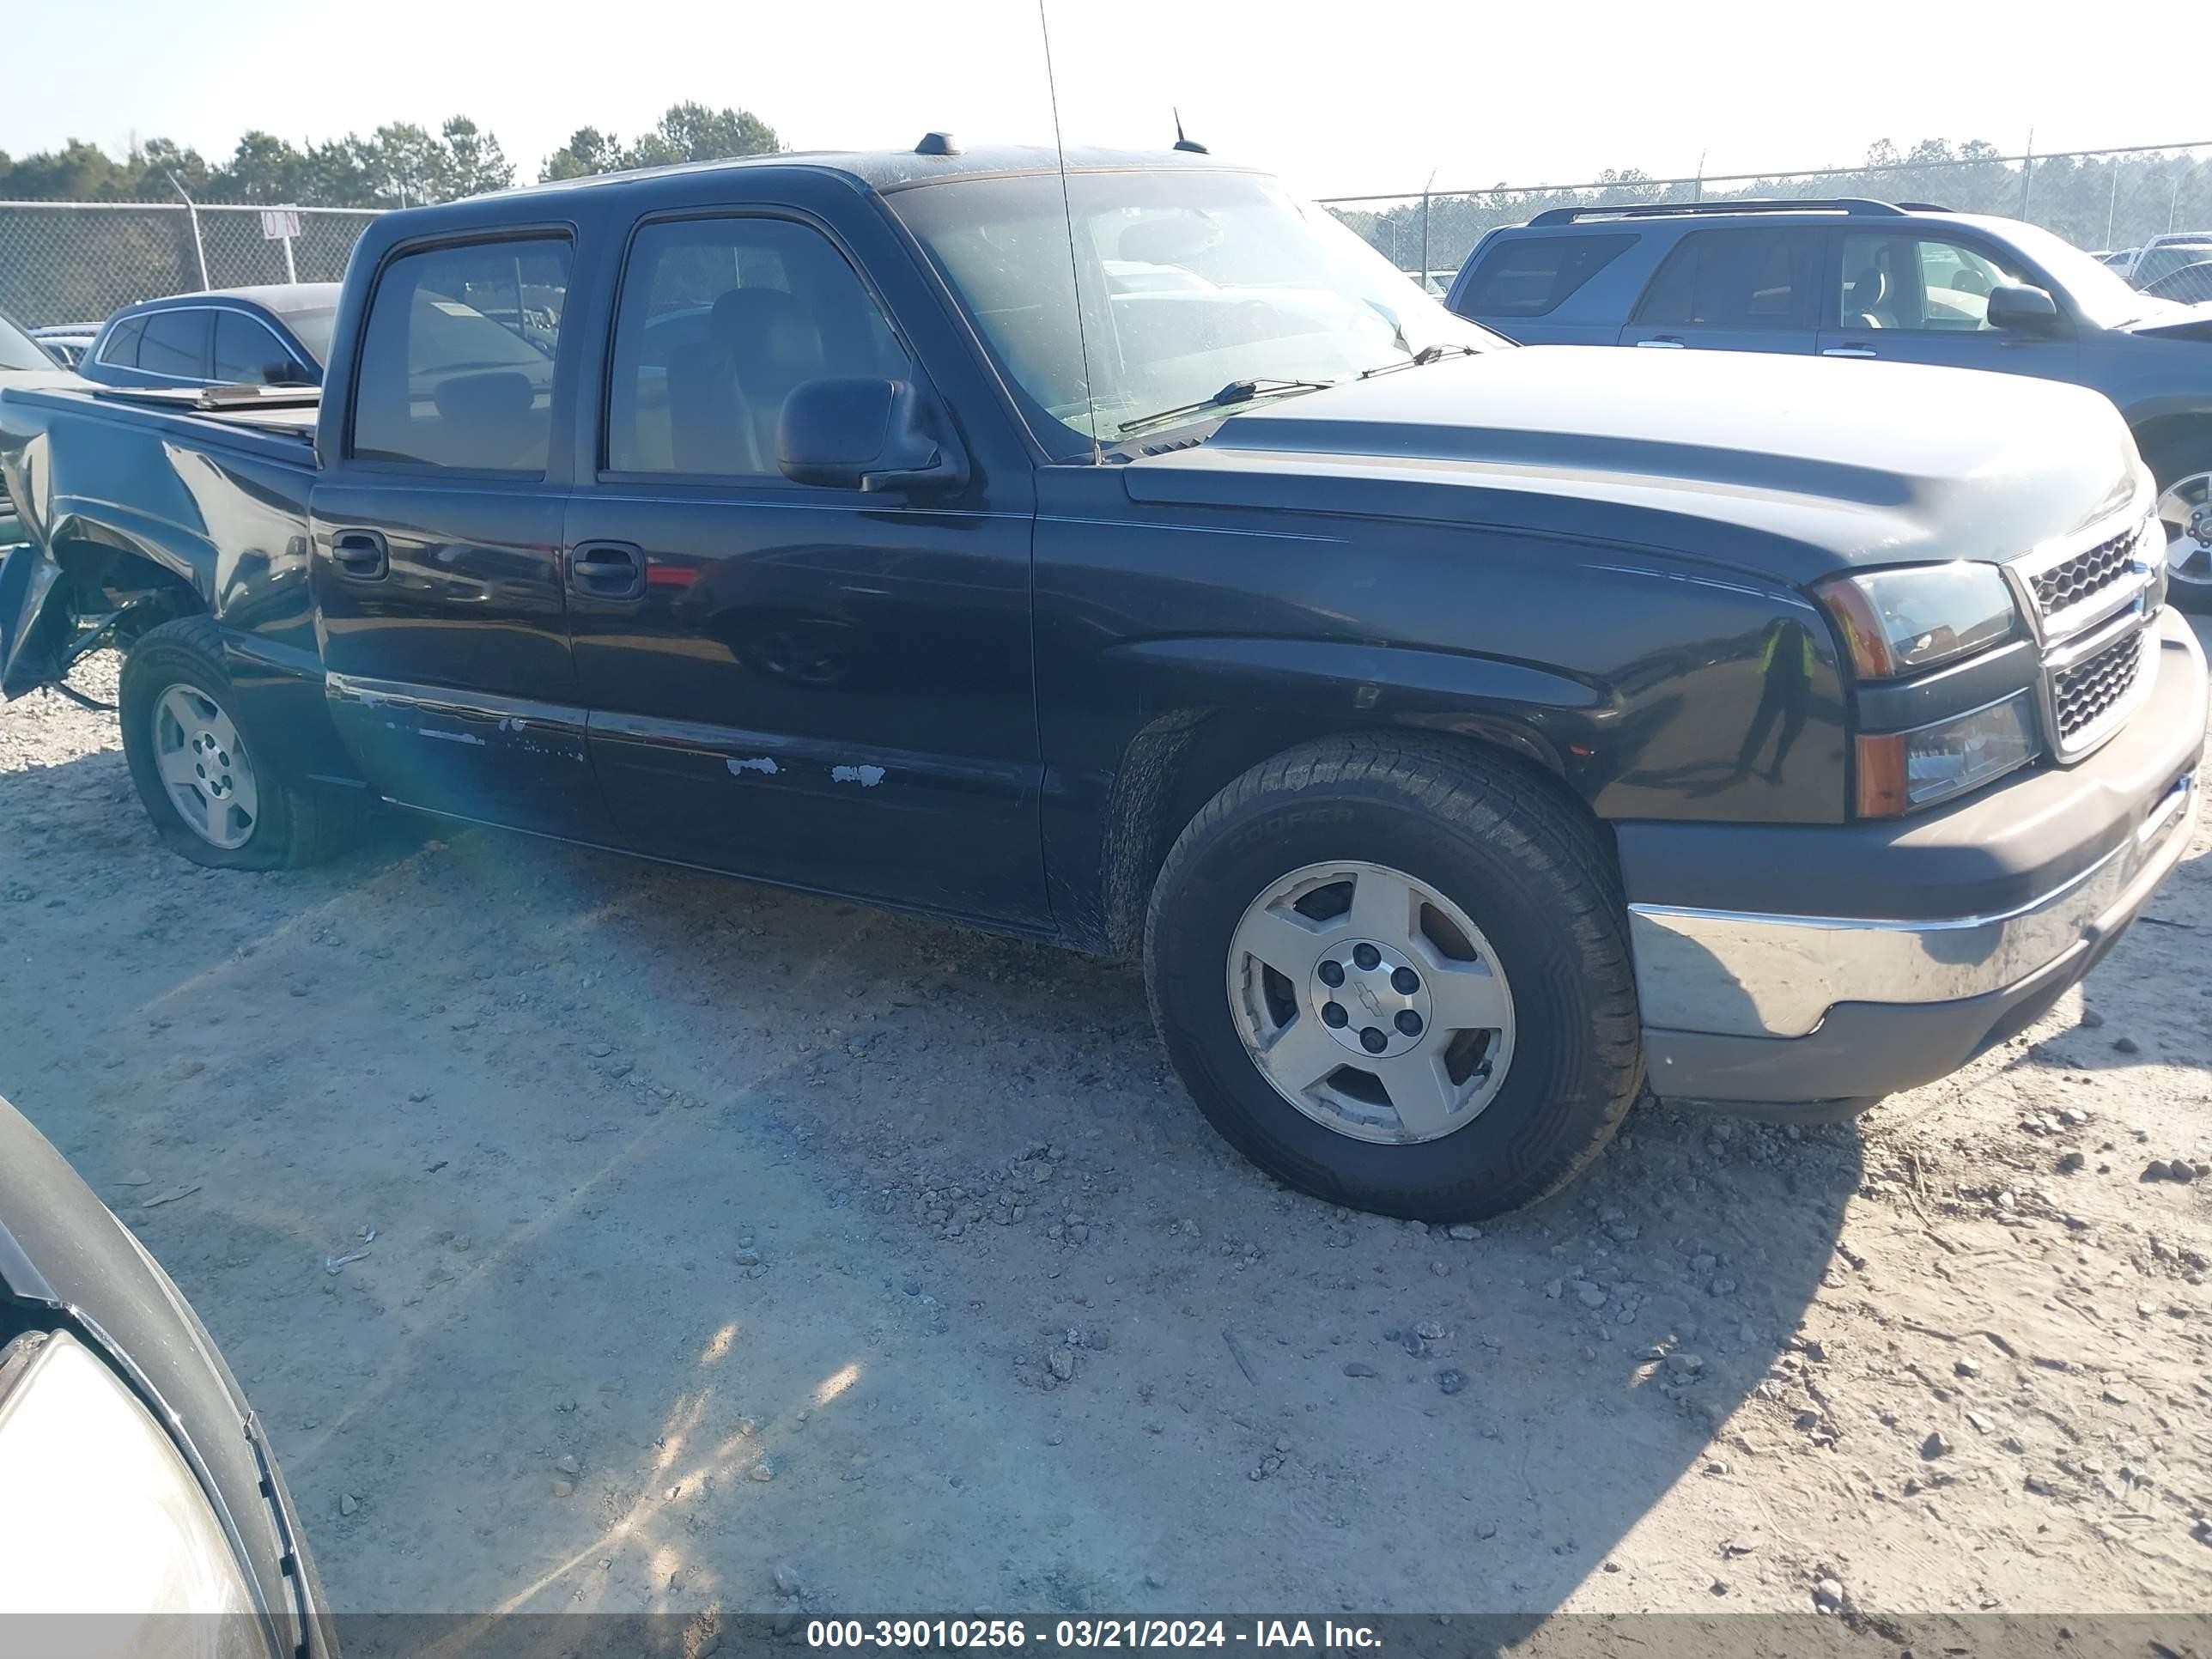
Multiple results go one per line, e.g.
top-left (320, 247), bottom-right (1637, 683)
top-left (1459, 234), bottom-right (1636, 318)
top-left (98, 315), bottom-right (148, 368)
top-left (137, 308), bottom-right (209, 378)
top-left (1634, 228), bottom-right (1820, 331)
top-left (213, 312), bottom-right (306, 386)
top-left (350, 238), bottom-right (571, 471)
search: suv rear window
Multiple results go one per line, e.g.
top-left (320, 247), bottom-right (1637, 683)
top-left (1459, 234), bottom-right (1636, 318)
top-left (1633, 228), bottom-right (1820, 331)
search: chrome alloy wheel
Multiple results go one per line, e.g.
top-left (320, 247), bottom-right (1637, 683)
top-left (1225, 860), bottom-right (1516, 1144)
top-left (2160, 469), bottom-right (2212, 590)
top-left (149, 684), bottom-right (259, 850)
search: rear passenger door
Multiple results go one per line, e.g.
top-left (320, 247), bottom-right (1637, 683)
top-left (1618, 227), bottom-right (1822, 355)
top-left (312, 232), bottom-right (617, 842)
top-left (1815, 231), bottom-right (2080, 378)
top-left (1449, 232), bottom-right (1639, 343)
top-left (564, 204), bottom-right (1047, 924)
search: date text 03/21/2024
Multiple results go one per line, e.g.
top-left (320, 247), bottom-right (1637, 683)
top-left (805, 1620), bottom-right (1383, 1649)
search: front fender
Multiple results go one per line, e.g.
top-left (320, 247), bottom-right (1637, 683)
top-left (1103, 634), bottom-right (1594, 775)
top-left (2114, 391), bottom-right (2212, 437)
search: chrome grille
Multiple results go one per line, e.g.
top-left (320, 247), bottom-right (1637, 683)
top-left (2008, 505), bottom-right (2162, 763)
top-left (2052, 629), bottom-right (2144, 744)
top-left (2030, 525), bottom-right (2139, 616)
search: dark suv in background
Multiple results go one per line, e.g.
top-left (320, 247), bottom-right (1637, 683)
top-left (1445, 200), bottom-right (2212, 605)
top-left (79, 284), bottom-right (338, 392)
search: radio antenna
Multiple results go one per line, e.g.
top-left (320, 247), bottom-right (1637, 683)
top-left (1036, 0), bottom-right (1103, 465)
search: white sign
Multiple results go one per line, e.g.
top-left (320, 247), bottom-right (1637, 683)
top-left (258, 210), bottom-right (302, 241)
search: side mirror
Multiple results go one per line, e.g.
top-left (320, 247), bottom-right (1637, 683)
top-left (1985, 283), bottom-right (2061, 333)
top-left (777, 377), bottom-right (967, 494)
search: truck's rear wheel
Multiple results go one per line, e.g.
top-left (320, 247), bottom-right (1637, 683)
top-left (1144, 734), bottom-right (1643, 1221)
top-left (2146, 434), bottom-right (2212, 615)
top-left (118, 617), bottom-right (361, 870)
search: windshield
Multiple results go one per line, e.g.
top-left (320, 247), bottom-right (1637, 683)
top-left (2001, 222), bottom-right (2189, 327)
top-left (0, 311), bottom-right (52, 374)
top-left (891, 168), bottom-right (1504, 455)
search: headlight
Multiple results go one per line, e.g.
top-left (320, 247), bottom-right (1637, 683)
top-left (1815, 562), bottom-right (2019, 679)
top-left (1856, 690), bottom-right (2039, 816)
top-left (0, 1330), bottom-right (261, 1643)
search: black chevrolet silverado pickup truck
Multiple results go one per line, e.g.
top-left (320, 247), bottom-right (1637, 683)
top-left (0, 144), bottom-right (2202, 1219)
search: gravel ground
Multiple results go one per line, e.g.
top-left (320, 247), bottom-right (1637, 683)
top-left (1, 641), bottom-right (2208, 1637)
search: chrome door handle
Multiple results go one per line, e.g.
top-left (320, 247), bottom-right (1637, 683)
top-left (1634, 337), bottom-right (1686, 349)
top-left (1821, 346), bottom-right (1877, 358)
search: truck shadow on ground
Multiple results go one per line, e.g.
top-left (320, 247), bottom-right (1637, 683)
top-left (0, 742), bottom-right (1861, 1634)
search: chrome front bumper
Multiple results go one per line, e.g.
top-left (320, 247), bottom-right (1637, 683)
top-left (1629, 765), bottom-right (2198, 1039)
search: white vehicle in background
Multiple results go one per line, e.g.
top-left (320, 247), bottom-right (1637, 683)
top-left (27, 325), bottom-right (100, 369)
top-left (2142, 260), bottom-right (2212, 306)
top-left (2109, 233), bottom-right (2212, 290)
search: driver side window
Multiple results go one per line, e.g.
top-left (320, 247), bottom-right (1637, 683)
top-left (1839, 234), bottom-right (2027, 332)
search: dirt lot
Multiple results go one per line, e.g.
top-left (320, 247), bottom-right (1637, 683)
top-left (2, 642), bottom-right (2208, 1638)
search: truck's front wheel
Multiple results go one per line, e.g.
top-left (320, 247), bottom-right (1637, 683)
top-left (118, 617), bottom-right (361, 871)
top-left (1144, 735), bottom-right (1644, 1221)
top-left (2147, 434), bottom-right (2212, 615)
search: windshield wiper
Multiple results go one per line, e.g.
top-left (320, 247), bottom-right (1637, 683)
top-left (1115, 378), bottom-right (1334, 439)
top-left (1359, 343), bottom-right (1484, 380)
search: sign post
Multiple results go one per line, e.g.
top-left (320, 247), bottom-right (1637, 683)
top-left (259, 208), bottom-right (303, 283)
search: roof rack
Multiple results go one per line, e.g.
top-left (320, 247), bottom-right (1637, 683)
top-left (1526, 198), bottom-right (1938, 227)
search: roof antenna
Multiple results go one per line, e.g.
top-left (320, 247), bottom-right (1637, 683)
top-left (1037, 0), bottom-right (1102, 465)
top-left (1173, 110), bottom-right (1209, 155)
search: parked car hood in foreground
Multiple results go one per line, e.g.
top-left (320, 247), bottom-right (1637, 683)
top-left (0, 1094), bottom-right (331, 1653)
top-left (1124, 347), bottom-right (2143, 587)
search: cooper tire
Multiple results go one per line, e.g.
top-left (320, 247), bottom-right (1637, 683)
top-left (118, 616), bottom-right (361, 871)
top-left (1144, 733), bottom-right (1643, 1221)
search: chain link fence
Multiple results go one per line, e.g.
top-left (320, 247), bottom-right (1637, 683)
top-left (1322, 140), bottom-right (2212, 283)
top-left (6, 142), bottom-right (2210, 327)
top-left (0, 202), bottom-right (384, 328)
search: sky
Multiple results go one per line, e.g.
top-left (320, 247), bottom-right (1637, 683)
top-left (3, 0), bottom-right (2204, 204)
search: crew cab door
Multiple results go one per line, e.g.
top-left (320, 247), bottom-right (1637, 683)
top-left (312, 231), bottom-right (616, 841)
top-left (1616, 227), bottom-right (1821, 355)
top-left (562, 199), bottom-right (1047, 924)
top-left (1814, 229), bottom-right (2081, 377)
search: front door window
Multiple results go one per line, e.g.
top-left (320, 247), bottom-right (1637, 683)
top-left (1838, 234), bottom-right (2029, 331)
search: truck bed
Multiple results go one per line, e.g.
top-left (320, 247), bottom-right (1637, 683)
top-left (0, 379), bottom-right (321, 699)
top-left (1, 380), bottom-right (319, 460)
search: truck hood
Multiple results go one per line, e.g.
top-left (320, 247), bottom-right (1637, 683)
top-left (1121, 346), bottom-right (2144, 587)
